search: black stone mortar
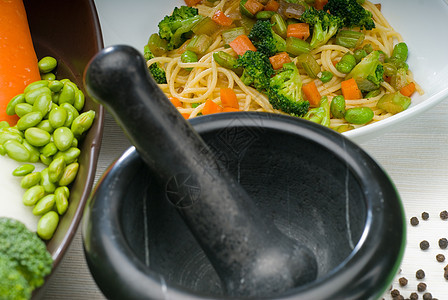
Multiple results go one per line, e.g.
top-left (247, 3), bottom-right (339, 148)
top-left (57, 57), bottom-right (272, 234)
top-left (82, 46), bottom-right (405, 300)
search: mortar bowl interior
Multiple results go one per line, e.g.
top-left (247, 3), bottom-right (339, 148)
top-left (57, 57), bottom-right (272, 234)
top-left (83, 113), bottom-right (405, 300)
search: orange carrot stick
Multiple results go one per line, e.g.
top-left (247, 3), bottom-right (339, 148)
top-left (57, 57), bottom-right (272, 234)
top-left (169, 97), bottom-right (183, 107)
top-left (302, 81), bottom-right (321, 107)
top-left (229, 35), bottom-right (257, 56)
top-left (181, 112), bottom-right (191, 119)
top-left (399, 82), bottom-right (416, 97)
top-left (314, 0), bottom-right (328, 10)
top-left (202, 99), bottom-right (223, 115)
top-left (341, 78), bottom-right (362, 100)
top-left (220, 88), bottom-right (239, 109)
top-left (184, 0), bottom-right (202, 7)
top-left (222, 107), bottom-right (239, 112)
top-left (0, 0), bottom-right (41, 125)
top-left (287, 23), bottom-right (310, 40)
top-left (269, 52), bottom-right (291, 70)
top-left (264, 0), bottom-right (280, 12)
top-left (212, 10), bottom-right (233, 27)
top-left (244, 0), bottom-right (265, 15)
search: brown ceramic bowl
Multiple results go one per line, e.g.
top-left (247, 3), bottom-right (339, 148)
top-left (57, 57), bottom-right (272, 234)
top-left (23, 0), bottom-right (104, 296)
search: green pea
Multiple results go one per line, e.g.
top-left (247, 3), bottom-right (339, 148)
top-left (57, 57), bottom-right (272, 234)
top-left (24, 80), bottom-right (49, 93)
top-left (41, 142), bottom-right (58, 157)
top-left (32, 92), bottom-right (53, 116)
top-left (344, 107), bottom-right (374, 124)
top-left (17, 111), bottom-right (43, 131)
top-left (23, 185), bottom-right (45, 206)
top-left (33, 194), bottom-right (56, 216)
top-left (3, 140), bottom-right (30, 162)
top-left (37, 211), bottom-right (59, 240)
top-left (55, 186), bottom-right (69, 215)
top-left (38, 56), bottom-right (57, 74)
top-left (48, 156), bottom-right (66, 182)
top-left (336, 53), bottom-right (357, 74)
top-left (53, 127), bottom-right (74, 152)
top-left (6, 94), bottom-right (25, 116)
top-left (319, 71), bottom-right (333, 83)
top-left (60, 103), bottom-right (79, 127)
top-left (41, 72), bottom-right (56, 81)
top-left (58, 162), bottom-right (79, 186)
top-left (24, 127), bottom-right (51, 147)
top-left (14, 103), bottom-right (33, 118)
top-left (40, 168), bottom-right (56, 193)
top-left (73, 90), bottom-right (85, 112)
top-left (48, 106), bottom-right (68, 129)
top-left (40, 154), bottom-right (53, 166)
top-left (71, 110), bottom-right (95, 138)
top-left (53, 147), bottom-right (80, 164)
top-left (21, 172), bottom-right (42, 189)
top-left (36, 120), bottom-right (54, 133)
top-left (25, 86), bottom-right (51, 105)
top-left (0, 131), bottom-right (23, 145)
top-left (12, 164), bottom-right (35, 177)
top-left (58, 82), bottom-right (76, 105)
top-left (330, 95), bottom-right (346, 119)
top-left (21, 140), bottom-right (40, 163)
top-left (0, 121), bottom-right (9, 130)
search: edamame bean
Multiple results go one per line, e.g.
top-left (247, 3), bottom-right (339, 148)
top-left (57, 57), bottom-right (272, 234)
top-left (14, 103), bottom-right (33, 118)
top-left (17, 111), bottom-right (43, 131)
top-left (334, 124), bottom-right (355, 133)
top-left (71, 110), bottom-right (95, 138)
top-left (40, 154), bottom-right (53, 166)
top-left (48, 156), bottom-right (66, 182)
top-left (319, 71), bottom-right (333, 83)
top-left (55, 186), bottom-right (69, 215)
top-left (60, 103), bottom-right (79, 127)
top-left (24, 127), bottom-right (51, 147)
top-left (41, 73), bottom-right (56, 81)
top-left (73, 90), bottom-right (85, 112)
top-left (38, 56), bottom-right (57, 74)
top-left (32, 92), bottom-right (52, 116)
top-left (58, 82), bottom-right (76, 105)
top-left (36, 120), bottom-right (54, 133)
top-left (48, 106), bottom-right (67, 129)
top-left (41, 142), bottom-right (58, 157)
top-left (53, 127), bottom-right (74, 151)
top-left (21, 140), bottom-right (40, 163)
top-left (344, 107), bottom-right (374, 124)
top-left (330, 95), bottom-right (346, 119)
top-left (6, 94), bottom-right (25, 116)
top-left (33, 194), bottom-right (55, 216)
top-left (40, 168), bottom-right (56, 193)
top-left (53, 147), bottom-right (80, 164)
top-left (3, 140), bottom-right (30, 162)
top-left (25, 86), bottom-right (51, 105)
top-left (48, 80), bottom-right (64, 93)
top-left (24, 80), bottom-right (49, 93)
top-left (0, 131), bottom-right (23, 145)
top-left (0, 145), bottom-right (5, 156)
top-left (0, 121), bottom-right (9, 129)
top-left (37, 211), bottom-right (59, 240)
top-left (390, 42), bottom-right (408, 63)
top-left (58, 162), bottom-right (79, 186)
top-left (181, 50), bottom-right (198, 71)
top-left (23, 185), bottom-right (45, 206)
top-left (12, 164), bottom-right (35, 177)
top-left (336, 53), bottom-right (356, 74)
top-left (21, 172), bottom-right (42, 189)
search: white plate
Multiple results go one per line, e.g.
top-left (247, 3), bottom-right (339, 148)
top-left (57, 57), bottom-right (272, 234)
top-left (94, 0), bottom-right (448, 143)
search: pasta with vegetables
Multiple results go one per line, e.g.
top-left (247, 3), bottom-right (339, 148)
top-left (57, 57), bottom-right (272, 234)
top-left (144, 0), bottom-right (423, 132)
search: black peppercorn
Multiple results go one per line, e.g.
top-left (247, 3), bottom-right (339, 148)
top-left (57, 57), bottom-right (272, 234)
top-left (410, 216), bottom-right (419, 226)
top-left (440, 210), bottom-right (448, 220)
top-left (439, 238), bottom-right (448, 249)
top-left (422, 292), bottom-right (432, 300)
top-left (416, 269), bottom-right (426, 279)
top-left (391, 289), bottom-right (401, 297)
top-left (420, 240), bottom-right (430, 250)
top-left (398, 277), bottom-right (408, 286)
top-left (421, 212), bottom-right (429, 220)
top-left (436, 254), bottom-right (445, 262)
top-left (410, 292), bottom-right (418, 300)
top-left (417, 282), bottom-right (427, 292)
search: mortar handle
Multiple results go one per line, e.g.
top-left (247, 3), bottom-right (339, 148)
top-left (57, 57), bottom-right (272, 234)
top-left (84, 45), bottom-right (317, 297)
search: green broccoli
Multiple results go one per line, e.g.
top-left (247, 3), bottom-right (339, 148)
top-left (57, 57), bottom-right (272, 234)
top-left (303, 96), bottom-right (331, 127)
top-left (0, 217), bottom-right (53, 299)
top-left (158, 6), bottom-right (203, 50)
top-left (268, 62), bottom-right (309, 117)
top-left (324, 0), bottom-right (376, 30)
top-left (346, 50), bottom-right (384, 92)
top-left (248, 20), bottom-right (286, 57)
top-left (300, 7), bottom-right (344, 49)
top-left (143, 45), bottom-right (167, 84)
top-left (236, 50), bottom-right (275, 92)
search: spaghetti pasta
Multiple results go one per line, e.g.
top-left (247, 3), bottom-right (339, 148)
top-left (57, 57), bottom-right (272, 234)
top-left (146, 0), bottom-right (423, 130)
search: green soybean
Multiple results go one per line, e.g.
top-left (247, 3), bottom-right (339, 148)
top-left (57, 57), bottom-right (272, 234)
top-left (71, 110), bottom-right (95, 138)
top-left (41, 142), bottom-right (58, 157)
top-left (53, 127), bottom-right (74, 151)
top-left (60, 103), bottom-right (79, 127)
top-left (24, 80), bottom-right (49, 93)
top-left (55, 186), bottom-right (69, 215)
top-left (344, 107), bottom-right (374, 124)
top-left (24, 127), bottom-right (51, 147)
top-left (336, 53), bottom-right (356, 74)
top-left (25, 86), bottom-right (51, 105)
top-left (37, 211), bottom-right (59, 240)
top-left (0, 121), bottom-right (9, 130)
top-left (4, 140), bottom-right (30, 162)
top-left (40, 168), bottom-right (56, 193)
top-left (33, 194), bottom-right (56, 216)
top-left (41, 73), bottom-right (56, 81)
top-left (48, 156), bottom-right (66, 182)
top-left (319, 71), bottom-right (333, 83)
top-left (330, 95), bottom-right (346, 119)
top-left (54, 147), bottom-right (80, 164)
top-left (58, 162), bottom-right (79, 186)
top-left (334, 124), bottom-right (355, 133)
top-left (14, 103), bottom-right (33, 118)
top-left (38, 56), bottom-right (58, 74)
top-left (58, 82), bottom-right (76, 105)
top-left (48, 80), bottom-right (64, 93)
top-left (21, 140), bottom-right (40, 163)
top-left (39, 154), bottom-right (53, 166)
top-left (0, 145), bottom-right (5, 156)
top-left (12, 164), bottom-right (35, 177)
top-left (48, 106), bottom-right (68, 129)
top-left (0, 131), bottom-right (23, 145)
top-left (32, 92), bottom-right (52, 116)
top-left (256, 10), bottom-right (275, 20)
top-left (23, 185), bottom-right (45, 206)
top-left (17, 111), bottom-right (43, 131)
top-left (21, 172), bottom-right (42, 189)
top-left (73, 90), bottom-right (85, 112)
top-left (36, 120), bottom-right (54, 133)
top-left (6, 94), bottom-right (25, 116)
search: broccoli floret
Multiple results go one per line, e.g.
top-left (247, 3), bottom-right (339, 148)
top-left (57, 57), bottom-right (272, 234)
top-left (268, 62), bottom-right (309, 117)
top-left (0, 254), bottom-right (32, 300)
top-left (248, 20), bottom-right (286, 57)
top-left (303, 96), bottom-right (331, 127)
top-left (300, 7), bottom-right (344, 49)
top-left (158, 6), bottom-right (203, 50)
top-left (0, 217), bottom-right (53, 296)
top-left (143, 45), bottom-right (167, 84)
top-left (236, 50), bottom-right (275, 92)
top-left (346, 50), bottom-right (384, 92)
top-left (324, 0), bottom-right (376, 30)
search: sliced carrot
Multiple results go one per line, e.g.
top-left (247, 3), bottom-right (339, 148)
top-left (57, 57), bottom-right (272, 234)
top-left (169, 97), bottom-right (182, 107)
top-left (399, 82), bottom-right (416, 97)
top-left (220, 88), bottom-right (239, 109)
top-left (244, 0), bottom-right (265, 15)
top-left (314, 0), bottom-right (328, 10)
top-left (181, 112), bottom-right (191, 119)
top-left (184, 0), bottom-right (202, 7)
top-left (269, 52), bottom-right (291, 70)
top-left (302, 81), bottom-right (321, 107)
top-left (202, 99), bottom-right (223, 115)
top-left (0, 0), bottom-right (41, 125)
top-left (222, 107), bottom-right (240, 112)
top-left (341, 78), bottom-right (362, 100)
top-left (287, 23), bottom-right (310, 40)
top-left (264, 0), bottom-right (280, 12)
top-left (212, 10), bottom-right (233, 27)
top-left (228, 34), bottom-right (257, 56)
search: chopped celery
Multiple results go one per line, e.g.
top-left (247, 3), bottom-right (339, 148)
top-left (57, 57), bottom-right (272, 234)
top-left (147, 33), bottom-right (169, 56)
top-left (298, 53), bottom-right (320, 78)
top-left (192, 17), bottom-right (221, 36)
top-left (376, 91), bottom-right (411, 114)
top-left (335, 30), bottom-right (365, 49)
top-left (286, 37), bottom-right (311, 56)
top-left (222, 27), bottom-right (246, 45)
top-left (186, 34), bottom-right (212, 55)
top-left (271, 14), bottom-right (287, 39)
